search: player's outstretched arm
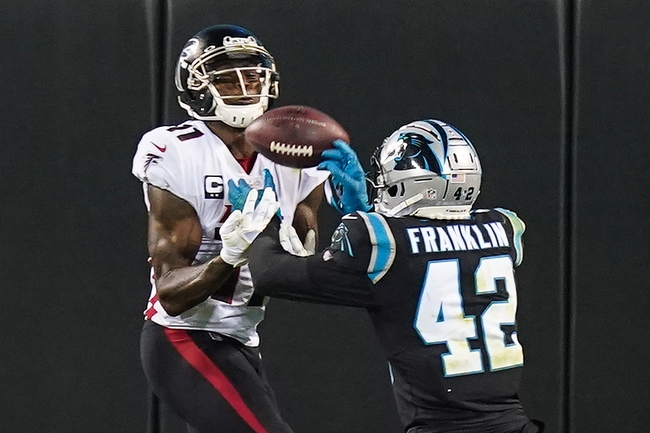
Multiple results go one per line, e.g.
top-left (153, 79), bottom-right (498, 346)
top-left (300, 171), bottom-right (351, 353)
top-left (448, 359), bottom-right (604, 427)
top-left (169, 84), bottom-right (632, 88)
top-left (147, 185), bottom-right (236, 316)
top-left (248, 215), bottom-right (375, 308)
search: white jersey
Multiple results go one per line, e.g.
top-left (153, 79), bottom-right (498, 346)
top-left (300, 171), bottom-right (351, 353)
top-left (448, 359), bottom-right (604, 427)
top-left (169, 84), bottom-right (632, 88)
top-left (132, 120), bottom-right (329, 346)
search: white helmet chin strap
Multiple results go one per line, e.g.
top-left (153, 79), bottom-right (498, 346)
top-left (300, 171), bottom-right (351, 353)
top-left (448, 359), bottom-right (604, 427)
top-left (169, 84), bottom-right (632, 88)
top-left (381, 193), bottom-right (424, 217)
top-left (375, 191), bottom-right (472, 220)
top-left (214, 99), bottom-right (266, 128)
top-left (411, 205), bottom-right (472, 220)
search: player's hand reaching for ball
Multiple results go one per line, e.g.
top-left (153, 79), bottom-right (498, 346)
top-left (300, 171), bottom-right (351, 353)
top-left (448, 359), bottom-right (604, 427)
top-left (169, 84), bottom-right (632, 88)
top-left (220, 188), bottom-right (280, 267)
top-left (279, 223), bottom-right (316, 257)
top-left (318, 139), bottom-right (372, 214)
top-left (228, 169), bottom-right (277, 212)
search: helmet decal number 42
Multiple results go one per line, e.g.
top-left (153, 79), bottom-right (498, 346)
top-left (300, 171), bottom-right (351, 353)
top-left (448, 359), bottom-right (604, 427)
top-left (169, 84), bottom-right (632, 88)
top-left (453, 186), bottom-right (475, 201)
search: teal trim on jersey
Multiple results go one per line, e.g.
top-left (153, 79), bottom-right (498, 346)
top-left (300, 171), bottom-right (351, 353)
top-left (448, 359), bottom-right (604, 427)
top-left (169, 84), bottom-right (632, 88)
top-left (495, 208), bottom-right (526, 266)
top-left (358, 212), bottom-right (396, 283)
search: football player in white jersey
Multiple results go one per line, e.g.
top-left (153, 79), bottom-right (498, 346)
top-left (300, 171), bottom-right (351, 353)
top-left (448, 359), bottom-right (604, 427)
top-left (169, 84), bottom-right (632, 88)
top-left (131, 24), bottom-right (330, 433)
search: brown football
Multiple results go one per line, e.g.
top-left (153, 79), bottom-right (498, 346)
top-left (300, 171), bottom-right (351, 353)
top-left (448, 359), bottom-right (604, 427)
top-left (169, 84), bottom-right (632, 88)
top-left (245, 105), bottom-right (350, 168)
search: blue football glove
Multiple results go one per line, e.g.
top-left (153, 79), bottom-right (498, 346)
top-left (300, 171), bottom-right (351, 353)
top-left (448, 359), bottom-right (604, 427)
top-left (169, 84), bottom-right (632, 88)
top-left (318, 139), bottom-right (372, 214)
top-left (228, 169), bottom-right (279, 213)
top-left (228, 178), bottom-right (252, 212)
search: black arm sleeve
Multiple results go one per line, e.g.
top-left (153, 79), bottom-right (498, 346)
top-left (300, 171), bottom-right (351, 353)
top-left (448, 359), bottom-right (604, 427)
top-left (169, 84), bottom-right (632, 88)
top-left (248, 217), bottom-right (376, 308)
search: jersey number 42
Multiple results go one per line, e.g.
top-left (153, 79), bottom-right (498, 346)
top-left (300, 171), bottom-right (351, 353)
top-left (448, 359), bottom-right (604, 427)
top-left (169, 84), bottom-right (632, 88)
top-left (414, 255), bottom-right (524, 377)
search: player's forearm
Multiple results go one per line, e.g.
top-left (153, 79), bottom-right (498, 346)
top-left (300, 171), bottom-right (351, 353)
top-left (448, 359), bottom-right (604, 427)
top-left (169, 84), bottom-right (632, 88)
top-left (250, 233), bottom-right (374, 306)
top-left (156, 257), bottom-right (234, 316)
top-left (249, 219), bottom-right (376, 308)
top-left (248, 219), bottom-right (310, 297)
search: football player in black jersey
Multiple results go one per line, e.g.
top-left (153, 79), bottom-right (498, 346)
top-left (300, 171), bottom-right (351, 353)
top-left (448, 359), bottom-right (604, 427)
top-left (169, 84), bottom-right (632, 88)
top-left (241, 119), bottom-right (545, 433)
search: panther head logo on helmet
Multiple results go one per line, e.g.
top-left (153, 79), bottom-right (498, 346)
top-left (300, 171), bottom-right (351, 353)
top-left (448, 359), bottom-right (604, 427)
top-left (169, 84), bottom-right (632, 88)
top-left (393, 132), bottom-right (443, 174)
top-left (370, 119), bottom-right (482, 220)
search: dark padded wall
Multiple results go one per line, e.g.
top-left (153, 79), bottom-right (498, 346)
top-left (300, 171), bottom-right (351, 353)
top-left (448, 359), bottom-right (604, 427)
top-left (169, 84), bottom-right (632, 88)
top-left (6, 1), bottom-right (647, 432)
top-left (0, 1), bottom-right (151, 432)
top-left (573, 1), bottom-right (650, 431)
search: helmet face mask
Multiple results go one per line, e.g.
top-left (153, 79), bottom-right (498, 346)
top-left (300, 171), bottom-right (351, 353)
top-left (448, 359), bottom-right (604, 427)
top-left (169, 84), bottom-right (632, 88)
top-left (175, 25), bottom-right (279, 128)
top-left (206, 65), bottom-right (265, 100)
top-left (370, 119), bottom-right (482, 220)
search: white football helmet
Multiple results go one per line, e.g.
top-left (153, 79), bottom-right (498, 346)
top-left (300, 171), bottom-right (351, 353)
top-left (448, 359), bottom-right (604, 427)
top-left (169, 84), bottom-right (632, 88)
top-left (175, 24), bottom-right (279, 128)
top-left (370, 119), bottom-right (482, 219)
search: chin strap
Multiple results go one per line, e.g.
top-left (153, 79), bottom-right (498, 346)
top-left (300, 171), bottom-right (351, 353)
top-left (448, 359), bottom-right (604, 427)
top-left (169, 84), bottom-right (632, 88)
top-left (382, 193), bottom-right (424, 217)
top-left (214, 99), bottom-right (266, 128)
top-left (378, 195), bottom-right (472, 220)
top-left (411, 206), bottom-right (472, 220)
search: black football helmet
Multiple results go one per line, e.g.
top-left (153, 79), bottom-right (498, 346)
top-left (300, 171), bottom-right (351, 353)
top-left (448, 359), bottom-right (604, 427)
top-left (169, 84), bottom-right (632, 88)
top-left (174, 24), bottom-right (279, 128)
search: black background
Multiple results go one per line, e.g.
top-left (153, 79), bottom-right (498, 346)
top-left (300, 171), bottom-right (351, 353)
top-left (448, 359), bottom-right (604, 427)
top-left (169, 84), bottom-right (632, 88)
top-left (2, 1), bottom-right (648, 432)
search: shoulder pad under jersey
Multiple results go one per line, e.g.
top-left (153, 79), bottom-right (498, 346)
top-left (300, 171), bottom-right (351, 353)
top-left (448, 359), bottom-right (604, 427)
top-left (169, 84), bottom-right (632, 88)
top-left (494, 207), bottom-right (526, 266)
top-left (327, 212), bottom-right (397, 284)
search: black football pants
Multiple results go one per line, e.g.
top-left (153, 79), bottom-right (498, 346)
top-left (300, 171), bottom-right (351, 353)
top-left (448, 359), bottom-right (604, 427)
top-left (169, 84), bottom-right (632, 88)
top-left (140, 320), bottom-right (293, 433)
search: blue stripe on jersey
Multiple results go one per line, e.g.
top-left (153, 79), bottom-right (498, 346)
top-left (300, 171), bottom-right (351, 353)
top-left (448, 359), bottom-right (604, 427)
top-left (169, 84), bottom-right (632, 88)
top-left (495, 208), bottom-right (526, 266)
top-left (358, 212), bottom-right (396, 283)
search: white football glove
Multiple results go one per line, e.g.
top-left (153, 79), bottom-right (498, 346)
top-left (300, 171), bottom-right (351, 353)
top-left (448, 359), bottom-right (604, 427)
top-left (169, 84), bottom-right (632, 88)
top-left (279, 223), bottom-right (316, 257)
top-left (220, 188), bottom-right (280, 267)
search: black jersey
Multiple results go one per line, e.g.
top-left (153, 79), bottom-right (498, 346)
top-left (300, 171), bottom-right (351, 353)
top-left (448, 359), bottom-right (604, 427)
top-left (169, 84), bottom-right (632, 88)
top-left (249, 209), bottom-right (530, 433)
